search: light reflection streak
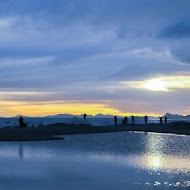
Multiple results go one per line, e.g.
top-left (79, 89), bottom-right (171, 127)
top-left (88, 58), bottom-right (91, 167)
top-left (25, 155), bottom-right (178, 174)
top-left (1, 144), bottom-right (190, 172)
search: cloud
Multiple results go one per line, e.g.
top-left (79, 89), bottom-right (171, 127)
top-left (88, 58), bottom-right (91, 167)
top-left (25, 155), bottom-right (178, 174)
top-left (0, 1), bottom-right (189, 115)
top-left (0, 17), bottom-right (16, 28)
top-left (159, 21), bottom-right (190, 38)
top-left (171, 47), bottom-right (190, 64)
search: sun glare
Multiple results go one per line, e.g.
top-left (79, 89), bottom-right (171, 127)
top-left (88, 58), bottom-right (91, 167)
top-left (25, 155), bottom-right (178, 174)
top-left (143, 78), bottom-right (168, 91)
top-left (139, 76), bottom-right (190, 92)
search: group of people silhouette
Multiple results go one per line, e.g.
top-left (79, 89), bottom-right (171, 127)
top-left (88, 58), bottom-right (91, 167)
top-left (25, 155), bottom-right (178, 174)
top-left (113, 115), bottom-right (168, 126)
top-left (113, 115), bottom-right (167, 126)
top-left (83, 114), bottom-right (168, 126)
top-left (159, 116), bottom-right (167, 124)
top-left (18, 114), bottom-right (168, 128)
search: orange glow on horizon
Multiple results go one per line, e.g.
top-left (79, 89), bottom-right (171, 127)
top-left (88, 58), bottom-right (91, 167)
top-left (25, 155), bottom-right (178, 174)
top-left (0, 101), bottom-right (160, 117)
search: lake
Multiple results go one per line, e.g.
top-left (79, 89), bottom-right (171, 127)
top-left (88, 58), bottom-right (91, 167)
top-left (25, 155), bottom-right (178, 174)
top-left (0, 131), bottom-right (190, 189)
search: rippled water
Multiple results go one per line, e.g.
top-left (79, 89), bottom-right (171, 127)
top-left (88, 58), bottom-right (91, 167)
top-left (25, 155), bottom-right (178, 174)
top-left (0, 132), bottom-right (190, 189)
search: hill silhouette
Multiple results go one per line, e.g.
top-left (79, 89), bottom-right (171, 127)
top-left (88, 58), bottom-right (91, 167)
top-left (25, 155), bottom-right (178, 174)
top-left (164, 113), bottom-right (190, 119)
top-left (1, 113), bottom-right (189, 120)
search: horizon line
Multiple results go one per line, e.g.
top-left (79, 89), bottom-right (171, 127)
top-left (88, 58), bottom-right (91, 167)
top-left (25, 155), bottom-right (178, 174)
top-left (0, 112), bottom-right (189, 118)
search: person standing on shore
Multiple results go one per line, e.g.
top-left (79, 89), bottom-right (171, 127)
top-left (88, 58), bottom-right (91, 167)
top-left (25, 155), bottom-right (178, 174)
top-left (144, 115), bottom-right (148, 124)
top-left (124, 116), bottom-right (128, 124)
top-left (83, 113), bottom-right (87, 120)
top-left (132, 116), bottom-right (134, 124)
top-left (114, 116), bottom-right (117, 126)
top-left (160, 117), bottom-right (163, 124)
top-left (165, 117), bottom-right (167, 124)
top-left (19, 116), bottom-right (26, 128)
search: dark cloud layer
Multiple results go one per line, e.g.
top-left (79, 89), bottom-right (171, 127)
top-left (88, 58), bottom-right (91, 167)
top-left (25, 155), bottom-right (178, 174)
top-left (171, 47), bottom-right (190, 64)
top-left (160, 21), bottom-right (190, 39)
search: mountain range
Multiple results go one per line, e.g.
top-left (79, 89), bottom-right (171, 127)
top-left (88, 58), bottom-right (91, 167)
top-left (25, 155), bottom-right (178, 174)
top-left (11, 113), bottom-right (190, 119)
top-left (164, 113), bottom-right (190, 119)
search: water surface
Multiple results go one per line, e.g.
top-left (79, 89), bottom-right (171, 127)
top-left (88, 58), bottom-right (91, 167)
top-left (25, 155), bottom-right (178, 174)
top-left (0, 132), bottom-right (190, 189)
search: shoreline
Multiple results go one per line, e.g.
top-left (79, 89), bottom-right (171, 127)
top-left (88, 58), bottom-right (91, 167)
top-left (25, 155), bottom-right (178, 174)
top-left (0, 121), bottom-right (189, 141)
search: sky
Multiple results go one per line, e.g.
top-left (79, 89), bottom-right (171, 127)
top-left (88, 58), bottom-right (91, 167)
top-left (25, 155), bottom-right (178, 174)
top-left (0, 0), bottom-right (190, 117)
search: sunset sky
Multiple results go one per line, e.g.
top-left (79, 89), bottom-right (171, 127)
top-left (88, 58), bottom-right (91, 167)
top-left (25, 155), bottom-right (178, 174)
top-left (0, 0), bottom-right (190, 117)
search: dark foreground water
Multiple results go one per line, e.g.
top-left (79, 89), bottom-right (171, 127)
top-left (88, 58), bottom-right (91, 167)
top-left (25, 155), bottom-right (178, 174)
top-left (0, 132), bottom-right (190, 189)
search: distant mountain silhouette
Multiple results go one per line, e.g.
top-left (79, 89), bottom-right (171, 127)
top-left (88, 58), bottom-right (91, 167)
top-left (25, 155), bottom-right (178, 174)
top-left (164, 113), bottom-right (190, 119)
top-left (44, 113), bottom-right (155, 119)
top-left (93, 114), bottom-right (123, 118)
top-left (45, 113), bottom-right (122, 118)
top-left (45, 114), bottom-right (78, 118)
top-left (13, 115), bottom-right (30, 118)
top-left (9, 113), bottom-right (190, 119)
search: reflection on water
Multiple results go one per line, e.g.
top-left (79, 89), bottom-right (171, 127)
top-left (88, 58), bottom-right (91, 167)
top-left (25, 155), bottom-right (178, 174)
top-left (0, 132), bottom-right (189, 189)
top-left (146, 132), bottom-right (166, 156)
top-left (18, 142), bottom-right (23, 159)
top-left (147, 156), bottom-right (161, 169)
top-left (145, 155), bottom-right (190, 171)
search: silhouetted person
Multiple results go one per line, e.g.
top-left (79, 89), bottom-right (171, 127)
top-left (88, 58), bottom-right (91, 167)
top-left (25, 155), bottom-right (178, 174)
top-left (83, 113), bottom-right (87, 120)
top-left (124, 116), bottom-right (128, 124)
top-left (114, 116), bottom-right (117, 126)
top-left (144, 115), bottom-right (148, 124)
top-left (19, 116), bottom-right (26, 128)
top-left (131, 115), bottom-right (134, 124)
top-left (160, 117), bottom-right (163, 124)
top-left (122, 119), bottom-right (125, 124)
top-left (165, 117), bottom-right (167, 124)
